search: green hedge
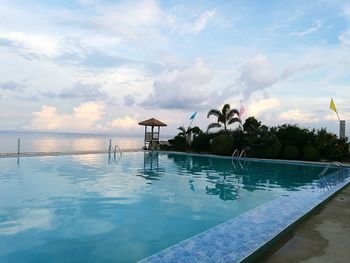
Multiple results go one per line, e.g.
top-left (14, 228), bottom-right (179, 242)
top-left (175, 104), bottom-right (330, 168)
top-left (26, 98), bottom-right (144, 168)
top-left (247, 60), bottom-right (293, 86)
top-left (302, 145), bottom-right (320, 161)
top-left (210, 134), bottom-right (235, 156)
top-left (283, 145), bottom-right (300, 160)
top-left (192, 133), bottom-right (214, 152)
top-left (168, 135), bottom-right (186, 150)
top-left (248, 135), bottom-right (281, 159)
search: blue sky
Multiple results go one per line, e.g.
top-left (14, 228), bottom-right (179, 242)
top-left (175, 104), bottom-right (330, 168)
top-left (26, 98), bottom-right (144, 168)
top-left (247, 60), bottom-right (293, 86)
top-left (0, 0), bottom-right (350, 136)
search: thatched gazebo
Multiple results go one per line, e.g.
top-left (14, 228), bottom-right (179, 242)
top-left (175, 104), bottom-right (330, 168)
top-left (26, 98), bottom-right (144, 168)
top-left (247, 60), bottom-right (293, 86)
top-left (138, 118), bottom-right (167, 150)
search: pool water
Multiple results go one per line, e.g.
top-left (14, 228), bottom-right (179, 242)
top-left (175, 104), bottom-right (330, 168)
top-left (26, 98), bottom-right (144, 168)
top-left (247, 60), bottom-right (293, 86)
top-left (0, 152), bottom-right (327, 262)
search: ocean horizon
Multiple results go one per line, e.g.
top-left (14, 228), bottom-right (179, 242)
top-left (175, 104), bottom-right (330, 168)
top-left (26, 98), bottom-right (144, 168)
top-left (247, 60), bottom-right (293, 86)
top-left (0, 131), bottom-right (173, 154)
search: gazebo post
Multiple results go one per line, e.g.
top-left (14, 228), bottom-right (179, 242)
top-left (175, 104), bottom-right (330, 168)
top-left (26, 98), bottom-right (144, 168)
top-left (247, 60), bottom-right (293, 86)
top-left (151, 126), bottom-right (154, 148)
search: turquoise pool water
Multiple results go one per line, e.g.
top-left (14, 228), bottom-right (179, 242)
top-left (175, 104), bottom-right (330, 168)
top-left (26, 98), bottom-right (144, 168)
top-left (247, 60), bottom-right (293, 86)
top-left (0, 152), bottom-right (327, 262)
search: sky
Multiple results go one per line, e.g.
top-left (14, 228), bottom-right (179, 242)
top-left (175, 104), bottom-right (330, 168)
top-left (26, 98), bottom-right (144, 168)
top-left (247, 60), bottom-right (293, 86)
top-left (0, 0), bottom-right (350, 137)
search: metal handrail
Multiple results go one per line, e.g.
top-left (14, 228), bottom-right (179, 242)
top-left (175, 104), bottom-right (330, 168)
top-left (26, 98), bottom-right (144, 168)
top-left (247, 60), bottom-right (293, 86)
top-left (113, 145), bottom-right (122, 158)
top-left (232, 149), bottom-right (239, 158)
top-left (232, 149), bottom-right (248, 170)
top-left (239, 150), bottom-right (246, 158)
top-left (319, 161), bottom-right (342, 178)
top-left (318, 161), bottom-right (343, 188)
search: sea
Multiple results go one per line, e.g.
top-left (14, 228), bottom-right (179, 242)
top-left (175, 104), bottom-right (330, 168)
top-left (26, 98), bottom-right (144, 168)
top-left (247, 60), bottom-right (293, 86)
top-left (0, 131), bottom-right (172, 154)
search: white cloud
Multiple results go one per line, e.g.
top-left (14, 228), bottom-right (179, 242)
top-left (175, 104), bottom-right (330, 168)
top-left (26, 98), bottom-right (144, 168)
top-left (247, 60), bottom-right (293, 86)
top-left (324, 112), bottom-right (350, 121)
top-left (31, 102), bottom-right (105, 131)
top-left (0, 31), bottom-right (59, 57)
top-left (107, 115), bottom-right (139, 130)
top-left (338, 30), bottom-right (350, 45)
top-left (141, 58), bottom-right (213, 109)
top-left (176, 10), bottom-right (215, 34)
top-left (91, 0), bottom-right (162, 41)
top-left (278, 108), bottom-right (319, 123)
top-left (291, 20), bottom-right (322, 36)
top-left (237, 54), bottom-right (278, 100)
top-left (246, 97), bottom-right (281, 117)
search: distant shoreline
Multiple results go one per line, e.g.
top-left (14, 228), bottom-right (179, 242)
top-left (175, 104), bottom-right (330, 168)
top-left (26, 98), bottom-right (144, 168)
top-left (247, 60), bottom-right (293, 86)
top-left (0, 130), bottom-right (175, 139)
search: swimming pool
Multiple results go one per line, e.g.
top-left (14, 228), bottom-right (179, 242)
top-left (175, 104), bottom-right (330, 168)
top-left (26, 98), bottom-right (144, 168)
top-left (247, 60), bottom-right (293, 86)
top-left (0, 152), bottom-right (348, 262)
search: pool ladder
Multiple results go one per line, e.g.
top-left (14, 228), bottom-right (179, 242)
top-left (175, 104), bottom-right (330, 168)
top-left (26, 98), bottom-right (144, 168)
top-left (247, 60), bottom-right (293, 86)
top-left (318, 161), bottom-right (343, 189)
top-left (113, 145), bottom-right (122, 158)
top-left (232, 149), bottom-right (247, 170)
top-left (108, 142), bottom-right (122, 164)
top-left (232, 149), bottom-right (246, 159)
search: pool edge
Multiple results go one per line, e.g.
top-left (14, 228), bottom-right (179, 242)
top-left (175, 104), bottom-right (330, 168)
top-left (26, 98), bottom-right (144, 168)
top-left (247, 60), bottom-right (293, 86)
top-left (240, 178), bottom-right (350, 263)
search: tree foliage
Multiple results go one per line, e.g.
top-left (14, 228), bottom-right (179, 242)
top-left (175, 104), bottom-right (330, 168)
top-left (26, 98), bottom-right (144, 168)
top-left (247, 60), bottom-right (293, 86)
top-left (207, 104), bottom-right (241, 132)
top-left (168, 110), bottom-right (349, 161)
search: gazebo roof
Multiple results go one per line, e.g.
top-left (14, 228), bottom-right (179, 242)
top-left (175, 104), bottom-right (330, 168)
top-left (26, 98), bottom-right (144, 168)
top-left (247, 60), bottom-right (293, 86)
top-left (138, 118), bottom-right (167, 127)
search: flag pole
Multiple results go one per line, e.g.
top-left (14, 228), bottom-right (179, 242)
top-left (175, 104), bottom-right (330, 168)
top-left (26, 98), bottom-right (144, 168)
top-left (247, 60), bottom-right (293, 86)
top-left (336, 111), bottom-right (341, 122)
top-left (188, 118), bottom-right (194, 128)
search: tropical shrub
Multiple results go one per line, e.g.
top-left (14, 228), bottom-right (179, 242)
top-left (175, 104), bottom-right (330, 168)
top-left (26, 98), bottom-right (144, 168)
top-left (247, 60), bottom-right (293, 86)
top-left (302, 145), bottom-right (320, 161)
top-left (168, 135), bottom-right (186, 150)
top-left (243, 116), bottom-right (261, 134)
top-left (276, 124), bottom-right (316, 147)
top-left (315, 129), bottom-right (349, 160)
top-left (192, 133), bottom-right (215, 152)
top-left (248, 134), bottom-right (281, 159)
top-left (283, 145), bottom-right (301, 160)
top-left (210, 134), bottom-right (235, 155)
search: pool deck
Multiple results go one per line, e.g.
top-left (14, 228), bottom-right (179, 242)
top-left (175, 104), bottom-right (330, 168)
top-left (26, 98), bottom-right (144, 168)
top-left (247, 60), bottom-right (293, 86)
top-left (262, 184), bottom-right (350, 263)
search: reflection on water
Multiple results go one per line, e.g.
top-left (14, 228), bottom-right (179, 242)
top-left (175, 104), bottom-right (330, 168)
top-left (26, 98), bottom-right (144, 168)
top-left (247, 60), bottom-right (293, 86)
top-left (205, 174), bottom-right (241, 201)
top-left (73, 153), bottom-right (105, 166)
top-left (137, 152), bottom-right (165, 182)
top-left (0, 208), bottom-right (53, 235)
top-left (108, 151), bottom-right (122, 165)
top-left (166, 153), bottom-right (244, 201)
top-left (166, 153), bottom-right (329, 201)
top-left (31, 138), bottom-right (64, 152)
top-left (0, 152), bottom-right (345, 263)
top-left (0, 131), bottom-right (144, 153)
top-left (72, 138), bottom-right (102, 152)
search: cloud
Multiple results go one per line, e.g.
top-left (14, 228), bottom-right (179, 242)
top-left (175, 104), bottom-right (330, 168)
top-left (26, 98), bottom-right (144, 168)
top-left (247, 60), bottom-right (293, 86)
top-left (42, 82), bottom-right (113, 103)
top-left (236, 55), bottom-right (278, 100)
top-left (31, 102), bottom-right (105, 131)
top-left (291, 20), bottom-right (322, 36)
top-left (246, 97), bottom-right (281, 117)
top-left (141, 58), bottom-right (213, 109)
top-left (124, 94), bottom-right (135, 106)
top-left (0, 81), bottom-right (25, 92)
top-left (107, 115), bottom-right (138, 130)
top-left (338, 30), bottom-right (350, 45)
top-left (90, 0), bottom-right (162, 41)
top-left (324, 112), bottom-right (350, 121)
top-left (278, 109), bottom-right (319, 123)
top-left (232, 55), bottom-right (322, 101)
top-left (280, 63), bottom-right (323, 79)
top-left (175, 10), bottom-right (216, 34)
top-left (0, 32), bottom-right (59, 57)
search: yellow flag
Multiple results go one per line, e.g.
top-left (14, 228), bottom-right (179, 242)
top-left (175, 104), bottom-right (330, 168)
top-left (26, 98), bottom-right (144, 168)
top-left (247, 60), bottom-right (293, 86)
top-left (330, 98), bottom-right (337, 113)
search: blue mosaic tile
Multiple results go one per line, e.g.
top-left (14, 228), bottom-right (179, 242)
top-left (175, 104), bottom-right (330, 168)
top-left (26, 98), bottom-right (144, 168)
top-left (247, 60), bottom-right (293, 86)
top-left (139, 169), bottom-right (350, 263)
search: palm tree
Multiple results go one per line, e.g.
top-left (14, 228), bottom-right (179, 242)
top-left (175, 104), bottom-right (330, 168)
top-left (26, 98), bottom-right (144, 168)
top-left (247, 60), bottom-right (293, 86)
top-left (207, 104), bottom-right (241, 132)
top-left (177, 126), bottom-right (202, 137)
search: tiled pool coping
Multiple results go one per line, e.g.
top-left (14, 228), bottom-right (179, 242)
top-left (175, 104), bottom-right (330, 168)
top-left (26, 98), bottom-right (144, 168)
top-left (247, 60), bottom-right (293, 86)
top-left (139, 169), bottom-right (350, 263)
